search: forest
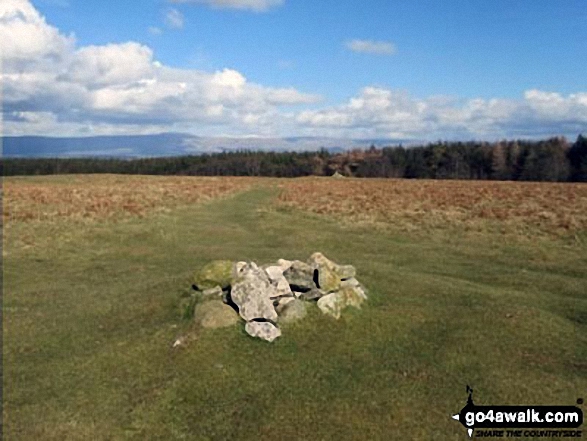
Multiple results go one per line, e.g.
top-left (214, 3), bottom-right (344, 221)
top-left (3, 135), bottom-right (587, 182)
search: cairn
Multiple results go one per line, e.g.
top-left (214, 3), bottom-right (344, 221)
top-left (184, 253), bottom-right (368, 342)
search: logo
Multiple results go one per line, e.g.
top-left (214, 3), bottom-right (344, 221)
top-left (452, 386), bottom-right (583, 438)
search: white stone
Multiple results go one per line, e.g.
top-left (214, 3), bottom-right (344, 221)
top-left (275, 296), bottom-right (295, 312)
top-left (245, 321), bottom-right (281, 342)
top-left (234, 261), bottom-right (248, 277)
top-left (264, 265), bottom-right (284, 281)
top-left (317, 292), bottom-right (346, 319)
top-left (264, 265), bottom-right (294, 298)
top-left (277, 259), bottom-right (293, 271)
top-left (231, 263), bottom-right (279, 322)
top-left (341, 278), bottom-right (367, 298)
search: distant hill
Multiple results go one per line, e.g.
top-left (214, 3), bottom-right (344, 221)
top-left (2, 133), bottom-right (195, 158)
top-left (2, 133), bottom-right (405, 158)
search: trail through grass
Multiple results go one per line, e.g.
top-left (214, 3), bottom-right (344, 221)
top-left (4, 179), bottom-right (587, 440)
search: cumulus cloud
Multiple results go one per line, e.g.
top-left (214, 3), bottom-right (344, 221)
top-left (346, 39), bottom-right (396, 56)
top-left (2, 0), bottom-right (586, 140)
top-left (164, 8), bottom-right (184, 29)
top-left (0, 0), bottom-right (73, 66)
top-left (296, 87), bottom-right (587, 140)
top-left (62, 43), bottom-right (156, 87)
top-left (1, 0), bottom-right (318, 136)
top-left (169, 0), bottom-right (284, 12)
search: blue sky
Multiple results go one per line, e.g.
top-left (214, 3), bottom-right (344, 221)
top-left (2, 0), bottom-right (587, 140)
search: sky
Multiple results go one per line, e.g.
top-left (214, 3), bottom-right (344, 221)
top-left (1, 0), bottom-right (586, 141)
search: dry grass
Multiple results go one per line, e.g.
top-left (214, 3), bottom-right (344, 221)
top-left (3, 174), bottom-right (254, 224)
top-left (278, 178), bottom-right (587, 239)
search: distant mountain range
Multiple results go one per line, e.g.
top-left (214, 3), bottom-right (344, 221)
top-left (2, 133), bottom-right (408, 158)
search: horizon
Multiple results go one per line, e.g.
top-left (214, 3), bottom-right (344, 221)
top-left (4, 132), bottom-right (584, 160)
top-left (2, 0), bottom-right (587, 149)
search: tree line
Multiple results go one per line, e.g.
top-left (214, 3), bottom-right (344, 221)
top-left (3, 135), bottom-right (587, 182)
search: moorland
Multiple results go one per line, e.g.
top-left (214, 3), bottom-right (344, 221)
top-left (3, 174), bottom-right (586, 440)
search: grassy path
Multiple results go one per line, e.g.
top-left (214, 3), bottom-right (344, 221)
top-left (4, 184), bottom-right (587, 440)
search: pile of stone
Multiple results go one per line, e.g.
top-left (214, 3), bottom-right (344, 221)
top-left (187, 252), bottom-right (368, 342)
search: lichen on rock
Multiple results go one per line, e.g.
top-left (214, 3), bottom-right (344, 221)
top-left (277, 299), bottom-right (307, 324)
top-left (195, 300), bottom-right (240, 329)
top-left (185, 252), bottom-right (368, 342)
top-left (193, 260), bottom-right (235, 290)
top-left (317, 292), bottom-right (346, 319)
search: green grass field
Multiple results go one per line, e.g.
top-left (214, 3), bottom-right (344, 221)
top-left (4, 176), bottom-right (587, 440)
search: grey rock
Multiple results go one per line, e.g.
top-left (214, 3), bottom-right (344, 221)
top-left (340, 277), bottom-right (367, 306)
top-left (273, 277), bottom-right (293, 298)
top-left (337, 265), bottom-right (356, 280)
top-left (340, 277), bottom-right (360, 288)
top-left (277, 299), bottom-right (307, 324)
top-left (187, 255), bottom-right (365, 338)
top-left (231, 263), bottom-right (279, 322)
top-left (298, 287), bottom-right (327, 301)
top-left (264, 265), bottom-right (293, 298)
top-left (316, 265), bottom-right (341, 292)
top-left (308, 252), bottom-right (356, 280)
top-left (307, 251), bottom-right (334, 266)
top-left (283, 260), bottom-right (315, 290)
top-left (201, 285), bottom-right (223, 299)
top-left (339, 277), bottom-right (367, 308)
top-left (234, 261), bottom-right (248, 277)
top-left (264, 265), bottom-right (284, 281)
top-left (195, 300), bottom-right (240, 329)
top-left (307, 252), bottom-right (334, 269)
top-left (245, 321), bottom-right (281, 342)
top-left (277, 259), bottom-right (293, 271)
top-left (317, 292), bottom-right (346, 319)
top-left (339, 286), bottom-right (367, 309)
top-left (274, 295), bottom-right (295, 312)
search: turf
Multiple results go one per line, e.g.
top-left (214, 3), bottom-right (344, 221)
top-left (3, 178), bottom-right (587, 440)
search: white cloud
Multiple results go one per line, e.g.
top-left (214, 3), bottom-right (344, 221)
top-left (1, 0), bottom-right (320, 136)
top-left (0, 0), bottom-right (74, 66)
top-left (170, 0), bottom-right (284, 12)
top-left (2, 0), bottom-right (586, 140)
top-left (266, 87), bottom-right (319, 105)
top-left (210, 68), bottom-right (246, 90)
top-left (63, 42), bottom-right (156, 88)
top-left (89, 78), bottom-right (187, 113)
top-left (149, 26), bottom-right (163, 36)
top-left (164, 8), bottom-right (184, 29)
top-left (346, 39), bottom-right (396, 56)
top-left (524, 89), bottom-right (587, 121)
top-left (296, 87), bottom-right (587, 140)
